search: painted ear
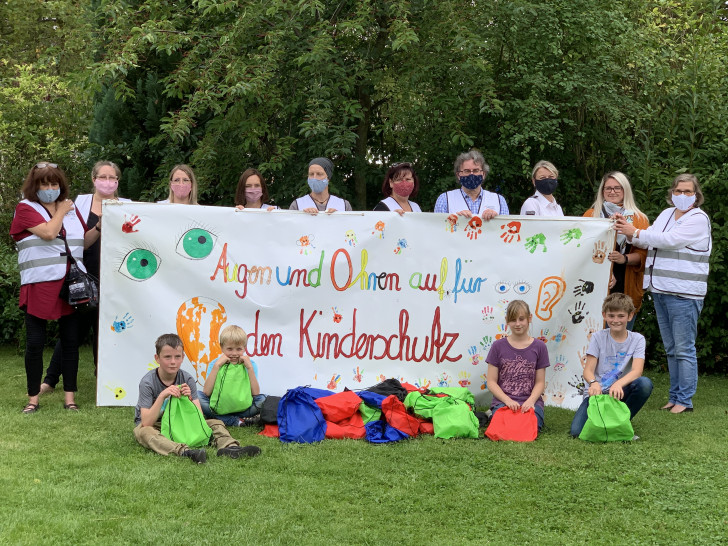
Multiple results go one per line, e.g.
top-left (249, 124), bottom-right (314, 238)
top-left (535, 276), bottom-right (566, 321)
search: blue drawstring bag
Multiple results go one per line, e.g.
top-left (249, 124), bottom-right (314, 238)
top-left (364, 420), bottom-right (410, 444)
top-left (277, 387), bottom-right (327, 443)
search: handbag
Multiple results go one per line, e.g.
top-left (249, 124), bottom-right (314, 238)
top-left (209, 363), bottom-right (253, 414)
top-left (160, 395), bottom-right (213, 448)
top-left (60, 235), bottom-right (99, 308)
top-left (579, 395), bottom-right (634, 442)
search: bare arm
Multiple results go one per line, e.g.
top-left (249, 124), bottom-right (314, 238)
top-left (582, 355), bottom-right (602, 397)
top-left (202, 356), bottom-right (229, 396)
top-left (521, 368), bottom-right (546, 412)
top-left (140, 385), bottom-right (181, 427)
top-left (244, 356), bottom-right (261, 396)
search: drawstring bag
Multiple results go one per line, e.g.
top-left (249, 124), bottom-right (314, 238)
top-left (364, 378), bottom-right (408, 402)
top-left (278, 387), bottom-right (327, 443)
top-left (260, 396), bottom-right (282, 425)
top-left (160, 395), bottom-right (212, 448)
top-left (381, 395), bottom-right (421, 437)
top-left (209, 363), bottom-right (253, 415)
top-left (432, 397), bottom-right (479, 439)
top-left (428, 387), bottom-right (475, 407)
top-left (485, 407), bottom-right (538, 442)
top-left (579, 395), bottom-right (634, 442)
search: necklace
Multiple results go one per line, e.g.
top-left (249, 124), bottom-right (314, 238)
top-left (311, 195), bottom-right (328, 205)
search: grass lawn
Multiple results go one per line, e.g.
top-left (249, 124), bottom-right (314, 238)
top-left (1, 346), bottom-right (726, 545)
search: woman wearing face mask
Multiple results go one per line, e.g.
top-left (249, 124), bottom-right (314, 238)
top-left (39, 161), bottom-right (131, 396)
top-left (289, 157), bottom-right (352, 214)
top-left (584, 172), bottom-right (649, 330)
top-left (158, 164), bottom-right (199, 205)
top-left (373, 162), bottom-right (422, 215)
top-left (10, 162), bottom-right (102, 413)
top-left (520, 160), bottom-right (563, 216)
top-left (234, 168), bottom-right (278, 211)
top-left (615, 174), bottom-right (712, 414)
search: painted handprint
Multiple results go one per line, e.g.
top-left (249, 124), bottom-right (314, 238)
top-left (550, 326), bottom-right (568, 344)
top-left (121, 214), bottom-right (141, 233)
top-left (524, 233), bottom-right (547, 253)
top-left (559, 227), bottom-right (583, 245)
top-left (327, 374), bottom-right (342, 390)
top-left (296, 234), bottom-right (315, 255)
top-left (479, 373), bottom-right (488, 391)
top-left (445, 214), bottom-right (458, 233)
top-left (372, 221), bottom-right (385, 239)
top-left (393, 238), bottom-right (408, 254)
top-left (111, 313), bottom-right (134, 333)
top-left (105, 385), bottom-right (127, 400)
top-left (468, 346), bottom-right (482, 365)
top-left (495, 323), bottom-right (507, 340)
top-left (537, 328), bottom-right (550, 344)
top-left (577, 346), bottom-right (588, 369)
top-left (376, 374), bottom-right (387, 382)
top-left (499, 220), bottom-right (521, 243)
top-left (415, 378), bottom-right (432, 390)
top-left (552, 354), bottom-right (568, 372)
top-left (436, 373), bottom-right (451, 388)
top-left (332, 307), bottom-right (343, 323)
top-left (479, 335), bottom-right (494, 352)
top-left (352, 366), bottom-right (364, 383)
top-left (573, 279), bottom-right (595, 297)
top-left (344, 230), bottom-right (358, 246)
top-left (457, 371), bottom-right (471, 387)
top-left (481, 306), bottom-right (495, 322)
top-left (592, 241), bottom-right (607, 264)
top-left (585, 317), bottom-right (599, 342)
top-left (464, 216), bottom-right (482, 240)
top-left (568, 301), bottom-right (589, 324)
top-left (550, 383), bottom-right (565, 405)
top-left (568, 374), bottom-right (587, 397)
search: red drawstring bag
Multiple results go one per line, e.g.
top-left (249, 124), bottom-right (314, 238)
top-left (485, 407), bottom-right (538, 442)
top-left (381, 395), bottom-right (421, 437)
top-left (259, 424), bottom-right (279, 438)
top-left (325, 413), bottom-right (366, 439)
top-left (315, 390), bottom-right (363, 422)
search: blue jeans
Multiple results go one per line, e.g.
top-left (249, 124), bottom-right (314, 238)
top-left (570, 377), bottom-right (653, 437)
top-left (198, 391), bottom-right (267, 427)
top-left (491, 402), bottom-right (544, 431)
top-left (652, 292), bottom-right (703, 408)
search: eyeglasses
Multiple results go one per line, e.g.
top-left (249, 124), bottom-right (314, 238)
top-left (96, 176), bottom-right (119, 181)
top-left (172, 178), bottom-right (191, 184)
top-left (35, 162), bottom-right (58, 169)
top-left (603, 186), bottom-right (623, 193)
top-left (459, 169), bottom-right (483, 175)
top-left (673, 189), bottom-right (695, 196)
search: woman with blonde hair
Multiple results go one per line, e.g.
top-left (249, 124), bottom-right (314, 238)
top-left (159, 164), bottom-right (199, 205)
top-left (520, 160), bottom-right (563, 216)
top-left (584, 171), bottom-right (649, 329)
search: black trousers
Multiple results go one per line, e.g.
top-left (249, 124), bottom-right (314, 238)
top-left (43, 308), bottom-right (98, 388)
top-left (25, 312), bottom-right (79, 396)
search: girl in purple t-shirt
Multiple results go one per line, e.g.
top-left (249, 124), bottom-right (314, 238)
top-left (485, 300), bottom-right (550, 431)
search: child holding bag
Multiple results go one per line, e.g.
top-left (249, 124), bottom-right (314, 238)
top-left (485, 300), bottom-right (550, 435)
top-left (199, 325), bottom-right (267, 426)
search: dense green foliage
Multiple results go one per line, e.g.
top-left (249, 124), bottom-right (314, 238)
top-left (0, 0), bottom-right (726, 369)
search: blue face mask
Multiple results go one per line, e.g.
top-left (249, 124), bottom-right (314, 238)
top-left (308, 177), bottom-right (328, 194)
top-left (459, 174), bottom-right (484, 190)
top-left (37, 189), bottom-right (61, 203)
top-left (535, 178), bottom-right (558, 195)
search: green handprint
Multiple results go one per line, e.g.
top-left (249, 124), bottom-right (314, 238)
top-left (560, 228), bottom-right (583, 245)
top-left (525, 233), bottom-right (547, 253)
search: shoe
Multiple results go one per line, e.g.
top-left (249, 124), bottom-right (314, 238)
top-left (39, 383), bottom-right (55, 395)
top-left (670, 404), bottom-right (693, 414)
top-left (660, 403), bottom-right (675, 410)
top-left (181, 449), bottom-right (207, 464)
top-left (64, 403), bottom-right (80, 411)
top-left (22, 403), bottom-right (39, 414)
top-left (217, 445), bottom-right (262, 459)
top-left (238, 415), bottom-right (261, 427)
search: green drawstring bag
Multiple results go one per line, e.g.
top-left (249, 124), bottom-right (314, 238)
top-left (579, 394), bottom-right (634, 442)
top-left (403, 391), bottom-right (444, 419)
top-left (431, 397), bottom-right (479, 439)
top-left (359, 402), bottom-right (382, 424)
top-left (209, 363), bottom-right (253, 415)
top-left (428, 387), bottom-right (475, 407)
top-left (161, 395), bottom-right (213, 448)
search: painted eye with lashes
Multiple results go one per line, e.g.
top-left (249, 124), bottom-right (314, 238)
top-left (513, 281), bottom-right (531, 295)
top-left (118, 248), bottom-right (161, 281)
top-left (494, 281), bottom-right (510, 294)
top-left (176, 228), bottom-right (217, 259)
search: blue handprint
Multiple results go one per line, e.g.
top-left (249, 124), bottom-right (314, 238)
top-left (111, 313), bottom-right (134, 333)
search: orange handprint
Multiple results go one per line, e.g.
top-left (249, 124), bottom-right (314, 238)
top-left (592, 241), bottom-right (607, 264)
top-left (464, 216), bottom-right (482, 240)
top-left (499, 220), bottom-right (521, 243)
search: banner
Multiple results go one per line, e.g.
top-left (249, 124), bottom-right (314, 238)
top-left (97, 202), bottom-right (614, 410)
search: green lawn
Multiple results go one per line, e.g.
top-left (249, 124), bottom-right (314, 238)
top-left (1, 346), bottom-right (726, 545)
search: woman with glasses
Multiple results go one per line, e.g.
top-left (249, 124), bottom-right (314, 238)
top-left (158, 164), bottom-right (199, 204)
top-left (289, 157), bottom-right (352, 213)
top-left (615, 174), bottom-right (712, 414)
top-left (584, 172), bottom-right (649, 329)
top-left (373, 163), bottom-right (422, 214)
top-left (433, 150), bottom-right (508, 220)
top-left (235, 168), bottom-right (278, 211)
top-left (39, 161), bottom-right (131, 396)
top-left (520, 160), bottom-right (563, 216)
top-left (10, 162), bottom-right (102, 413)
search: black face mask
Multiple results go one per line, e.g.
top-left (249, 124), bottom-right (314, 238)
top-left (535, 178), bottom-right (558, 195)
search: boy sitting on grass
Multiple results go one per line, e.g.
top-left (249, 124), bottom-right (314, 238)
top-left (570, 293), bottom-right (653, 438)
top-left (133, 333), bottom-right (261, 464)
top-left (198, 325), bottom-right (267, 426)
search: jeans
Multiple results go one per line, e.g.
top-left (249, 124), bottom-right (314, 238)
top-left (25, 312), bottom-right (79, 396)
top-left (491, 402), bottom-right (544, 431)
top-left (44, 307), bottom-right (98, 388)
top-left (652, 292), bottom-right (703, 408)
top-left (570, 376), bottom-right (653, 437)
top-left (198, 391), bottom-right (267, 427)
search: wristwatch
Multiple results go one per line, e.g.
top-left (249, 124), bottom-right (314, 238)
top-left (588, 379), bottom-right (598, 385)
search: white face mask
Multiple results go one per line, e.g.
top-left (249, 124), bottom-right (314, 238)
top-left (672, 193), bottom-right (696, 211)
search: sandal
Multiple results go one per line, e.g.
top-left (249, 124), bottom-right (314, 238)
top-left (64, 403), bottom-right (80, 411)
top-left (22, 403), bottom-right (39, 414)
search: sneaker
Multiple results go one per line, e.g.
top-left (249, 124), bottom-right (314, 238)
top-left (238, 415), bottom-right (261, 427)
top-left (217, 445), bottom-right (262, 459)
top-left (181, 449), bottom-right (207, 464)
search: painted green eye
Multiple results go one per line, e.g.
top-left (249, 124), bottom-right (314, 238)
top-left (119, 248), bottom-right (161, 281)
top-left (176, 228), bottom-right (216, 259)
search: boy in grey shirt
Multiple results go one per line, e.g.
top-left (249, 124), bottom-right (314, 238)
top-left (570, 294), bottom-right (653, 437)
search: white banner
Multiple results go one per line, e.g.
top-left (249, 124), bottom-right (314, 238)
top-left (97, 202), bottom-right (614, 410)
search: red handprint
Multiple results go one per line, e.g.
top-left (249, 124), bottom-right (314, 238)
top-left (464, 216), bottom-right (482, 240)
top-left (445, 214), bottom-right (458, 233)
top-left (499, 221), bottom-right (521, 243)
top-left (122, 214), bottom-right (141, 233)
